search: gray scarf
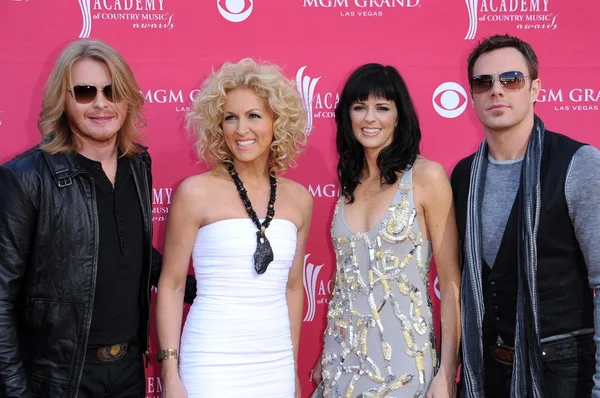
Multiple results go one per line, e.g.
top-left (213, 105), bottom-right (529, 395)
top-left (461, 115), bottom-right (546, 398)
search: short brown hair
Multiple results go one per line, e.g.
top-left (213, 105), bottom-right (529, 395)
top-left (467, 34), bottom-right (539, 81)
top-left (38, 39), bottom-right (145, 156)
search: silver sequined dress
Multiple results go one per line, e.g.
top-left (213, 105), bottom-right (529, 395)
top-left (317, 168), bottom-right (437, 398)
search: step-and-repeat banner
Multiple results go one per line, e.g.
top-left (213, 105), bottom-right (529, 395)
top-left (1, 1), bottom-right (599, 396)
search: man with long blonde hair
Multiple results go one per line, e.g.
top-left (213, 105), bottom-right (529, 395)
top-left (0, 39), bottom-right (193, 397)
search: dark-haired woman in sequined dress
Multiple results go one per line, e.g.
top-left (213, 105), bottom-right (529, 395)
top-left (312, 64), bottom-right (461, 398)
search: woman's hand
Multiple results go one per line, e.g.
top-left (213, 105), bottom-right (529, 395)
top-left (311, 359), bottom-right (323, 386)
top-left (426, 368), bottom-right (457, 398)
top-left (161, 376), bottom-right (188, 398)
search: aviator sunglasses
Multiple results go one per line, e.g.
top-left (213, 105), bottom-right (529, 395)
top-left (470, 71), bottom-right (529, 95)
top-left (68, 84), bottom-right (115, 104)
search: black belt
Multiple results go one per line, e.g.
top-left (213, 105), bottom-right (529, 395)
top-left (490, 333), bottom-right (595, 366)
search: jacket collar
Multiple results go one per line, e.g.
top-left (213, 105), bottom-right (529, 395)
top-left (39, 133), bottom-right (148, 189)
top-left (41, 149), bottom-right (84, 188)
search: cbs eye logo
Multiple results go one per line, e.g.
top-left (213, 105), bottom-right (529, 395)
top-left (217, 0), bottom-right (254, 22)
top-left (432, 82), bottom-right (468, 118)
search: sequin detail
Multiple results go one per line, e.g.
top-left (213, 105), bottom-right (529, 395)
top-left (319, 177), bottom-right (437, 398)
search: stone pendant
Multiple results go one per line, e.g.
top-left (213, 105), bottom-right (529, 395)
top-left (254, 230), bottom-right (274, 275)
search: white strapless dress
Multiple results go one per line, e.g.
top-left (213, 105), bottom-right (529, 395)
top-left (179, 218), bottom-right (297, 397)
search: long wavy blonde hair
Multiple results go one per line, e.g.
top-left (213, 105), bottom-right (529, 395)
top-left (38, 39), bottom-right (145, 156)
top-left (187, 58), bottom-right (307, 175)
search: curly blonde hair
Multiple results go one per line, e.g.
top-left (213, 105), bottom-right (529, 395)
top-left (187, 58), bottom-right (307, 175)
top-left (38, 39), bottom-right (145, 156)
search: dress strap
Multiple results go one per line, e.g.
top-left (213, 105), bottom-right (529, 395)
top-left (389, 167), bottom-right (414, 207)
top-left (400, 166), bottom-right (413, 185)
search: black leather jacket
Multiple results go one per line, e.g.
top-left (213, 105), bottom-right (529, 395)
top-left (0, 145), bottom-right (162, 397)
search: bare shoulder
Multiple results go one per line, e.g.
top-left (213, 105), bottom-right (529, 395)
top-left (173, 171), bottom-right (230, 207)
top-left (412, 156), bottom-right (451, 188)
top-left (175, 172), bottom-right (212, 199)
top-left (171, 171), bottom-right (229, 226)
top-left (278, 177), bottom-right (313, 213)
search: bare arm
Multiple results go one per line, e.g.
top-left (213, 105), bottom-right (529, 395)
top-left (155, 177), bottom-right (203, 383)
top-left (151, 247), bottom-right (197, 304)
top-left (287, 187), bottom-right (313, 392)
top-left (419, 162), bottom-right (461, 397)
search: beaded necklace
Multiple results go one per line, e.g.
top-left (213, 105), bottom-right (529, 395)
top-left (228, 164), bottom-right (277, 275)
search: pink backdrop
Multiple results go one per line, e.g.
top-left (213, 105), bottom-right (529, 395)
top-left (1, 1), bottom-right (599, 396)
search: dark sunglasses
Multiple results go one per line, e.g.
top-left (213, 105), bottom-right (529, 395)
top-left (470, 71), bottom-right (529, 94)
top-left (68, 85), bottom-right (115, 104)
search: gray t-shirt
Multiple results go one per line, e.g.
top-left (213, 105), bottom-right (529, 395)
top-left (482, 145), bottom-right (600, 267)
top-left (481, 156), bottom-right (521, 267)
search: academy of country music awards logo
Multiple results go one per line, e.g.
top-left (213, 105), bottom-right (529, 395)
top-left (152, 187), bottom-right (172, 223)
top-left (77, 0), bottom-right (174, 38)
top-left (296, 66), bottom-right (339, 135)
top-left (464, 0), bottom-right (556, 40)
top-left (302, 0), bottom-right (420, 17)
top-left (303, 253), bottom-right (331, 322)
top-left (296, 66), bottom-right (321, 135)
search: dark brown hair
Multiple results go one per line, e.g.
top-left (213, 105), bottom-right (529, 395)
top-left (467, 34), bottom-right (539, 81)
